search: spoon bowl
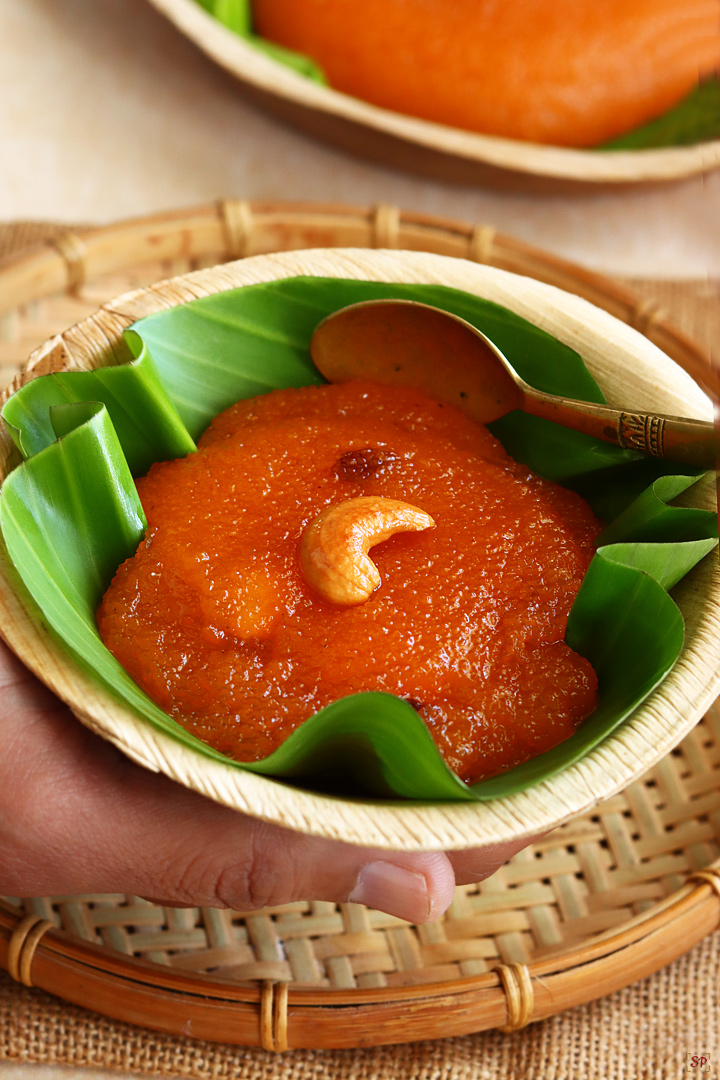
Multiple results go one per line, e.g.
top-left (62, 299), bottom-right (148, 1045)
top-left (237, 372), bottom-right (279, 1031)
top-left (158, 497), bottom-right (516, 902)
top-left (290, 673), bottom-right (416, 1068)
top-left (311, 299), bottom-right (717, 468)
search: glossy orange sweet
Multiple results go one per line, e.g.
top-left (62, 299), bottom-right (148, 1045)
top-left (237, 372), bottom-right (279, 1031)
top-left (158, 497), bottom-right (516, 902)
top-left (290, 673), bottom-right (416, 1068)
top-left (98, 382), bottom-right (601, 783)
top-left (252, 0), bottom-right (720, 147)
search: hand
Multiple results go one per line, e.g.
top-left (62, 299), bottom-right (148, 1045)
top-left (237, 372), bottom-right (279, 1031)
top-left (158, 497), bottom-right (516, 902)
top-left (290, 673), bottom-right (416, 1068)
top-left (0, 640), bottom-right (534, 923)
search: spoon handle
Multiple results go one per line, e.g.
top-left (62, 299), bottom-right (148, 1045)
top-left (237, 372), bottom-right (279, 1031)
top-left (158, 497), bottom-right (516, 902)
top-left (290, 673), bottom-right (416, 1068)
top-left (523, 393), bottom-right (717, 469)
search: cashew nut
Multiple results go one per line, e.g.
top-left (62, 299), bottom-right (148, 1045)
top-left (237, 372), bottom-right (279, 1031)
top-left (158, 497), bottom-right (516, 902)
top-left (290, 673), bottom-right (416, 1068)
top-left (299, 496), bottom-right (435, 606)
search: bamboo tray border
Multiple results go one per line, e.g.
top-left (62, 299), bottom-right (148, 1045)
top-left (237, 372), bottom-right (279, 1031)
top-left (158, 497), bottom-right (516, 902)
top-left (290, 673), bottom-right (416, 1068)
top-left (1, 200), bottom-right (716, 397)
top-left (145, 0), bottom-right (720, 189)
top-left (2, 871), bottom-right (720, 1049)
top-left (0, 201), bottom-right (719, 1047)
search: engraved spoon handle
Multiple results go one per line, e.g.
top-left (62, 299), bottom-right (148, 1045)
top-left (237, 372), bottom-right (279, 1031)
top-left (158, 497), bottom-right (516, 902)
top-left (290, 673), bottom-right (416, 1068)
top-left (522, 392), bottom-right (717, 469)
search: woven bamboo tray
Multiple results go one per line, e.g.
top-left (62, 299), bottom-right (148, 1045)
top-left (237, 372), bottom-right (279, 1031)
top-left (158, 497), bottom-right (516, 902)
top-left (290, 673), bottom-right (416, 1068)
top-left (0, 202), bottom-right (719, 1049)
top-left (146, 0), bottom-right (720, 190)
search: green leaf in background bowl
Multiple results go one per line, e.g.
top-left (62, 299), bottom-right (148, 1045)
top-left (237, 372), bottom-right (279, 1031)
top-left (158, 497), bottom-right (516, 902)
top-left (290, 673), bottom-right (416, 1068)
top-left (601, 78), bottom-right (720, 150)
top-left (0, 278), bottom-right (716, 801)
top-left (195, 0), bottom-right (327, 83)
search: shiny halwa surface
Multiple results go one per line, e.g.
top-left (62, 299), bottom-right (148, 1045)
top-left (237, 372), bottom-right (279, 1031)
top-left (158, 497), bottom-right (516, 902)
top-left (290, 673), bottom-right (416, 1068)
top-left (98, 381), bottom-right (601, 782)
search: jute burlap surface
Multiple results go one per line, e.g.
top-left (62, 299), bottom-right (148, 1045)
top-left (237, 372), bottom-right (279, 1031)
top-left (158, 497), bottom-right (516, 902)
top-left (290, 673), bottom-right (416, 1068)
top-left (0, 221), bottom-right (718, 1079)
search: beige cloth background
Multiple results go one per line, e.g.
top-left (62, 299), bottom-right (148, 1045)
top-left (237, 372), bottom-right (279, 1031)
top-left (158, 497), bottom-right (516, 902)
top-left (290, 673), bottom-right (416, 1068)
top-left (1, 0), bottom-right (720, 278)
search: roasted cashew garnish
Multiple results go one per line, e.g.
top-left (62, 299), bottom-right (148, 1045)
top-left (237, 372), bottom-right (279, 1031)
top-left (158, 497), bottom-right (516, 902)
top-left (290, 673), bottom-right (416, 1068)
top-left (299, 496), bottom-right (435, 606)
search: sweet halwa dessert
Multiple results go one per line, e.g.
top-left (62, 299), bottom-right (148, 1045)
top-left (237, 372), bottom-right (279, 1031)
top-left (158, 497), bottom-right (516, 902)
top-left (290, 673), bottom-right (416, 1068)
top-left (98, 381), bottom-right (602, 783)
top-left (251, 0), bottom-right (720, 147)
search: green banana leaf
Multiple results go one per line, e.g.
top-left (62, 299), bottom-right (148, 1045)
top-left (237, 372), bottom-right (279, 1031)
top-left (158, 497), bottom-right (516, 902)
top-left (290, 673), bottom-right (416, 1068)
top-left (602, 78), bottom-right (720, 150)
top-left (194, 0), bottom-right (327, 83)
top-left (0, 278), bottom-right (717, 801)
top-left (2, 348), bottom-right (195, 475)
top-left (194, 0), bottom-right (719, 151)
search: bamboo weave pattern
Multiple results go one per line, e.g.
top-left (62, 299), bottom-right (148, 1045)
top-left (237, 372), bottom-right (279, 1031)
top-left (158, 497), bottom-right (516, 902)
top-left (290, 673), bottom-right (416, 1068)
top-left (3, 711), bottom-right (718, 989)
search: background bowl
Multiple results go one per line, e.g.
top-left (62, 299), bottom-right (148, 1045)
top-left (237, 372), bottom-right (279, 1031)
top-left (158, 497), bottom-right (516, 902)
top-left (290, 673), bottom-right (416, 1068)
top-left (0, 247), bottom-right (718, 851)
top-left (146, 0), bottom-right (720, 190)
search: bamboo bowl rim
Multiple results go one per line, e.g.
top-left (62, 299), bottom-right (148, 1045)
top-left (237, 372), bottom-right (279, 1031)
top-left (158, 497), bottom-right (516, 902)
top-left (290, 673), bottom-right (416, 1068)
top-left (146, 0), bottom-right (720, 186)
top-left (1, 246), bottom-right (719, 851)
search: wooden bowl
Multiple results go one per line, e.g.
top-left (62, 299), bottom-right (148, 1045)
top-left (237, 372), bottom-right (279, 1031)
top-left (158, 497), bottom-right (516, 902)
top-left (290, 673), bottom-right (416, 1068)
top-left (1, 207), bottom-right (719, 1047)
top-left (146, 0), bottom-right (720, 190)
top-left (1, 243), bottom-right (718, 853)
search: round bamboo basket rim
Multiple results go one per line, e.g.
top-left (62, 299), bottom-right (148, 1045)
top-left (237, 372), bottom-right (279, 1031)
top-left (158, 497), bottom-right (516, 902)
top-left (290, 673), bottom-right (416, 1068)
top-left (1, 865), bottom-right (720, 1048)
top-left (1, 230), bottom-right (718, 852)
top-left (146, 0), bottom-right (720, 187)
top-left (0, 203), bottom-right (719, 1049)
top-left (0, 199), bottom-right (716, 397)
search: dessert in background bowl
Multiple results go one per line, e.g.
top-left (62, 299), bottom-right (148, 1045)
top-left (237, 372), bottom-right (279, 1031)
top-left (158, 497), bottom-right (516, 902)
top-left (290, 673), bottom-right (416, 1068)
top-left (147, 0), bottom-right (720, 186)
top-left (252, 0), bottom-right (720, 148)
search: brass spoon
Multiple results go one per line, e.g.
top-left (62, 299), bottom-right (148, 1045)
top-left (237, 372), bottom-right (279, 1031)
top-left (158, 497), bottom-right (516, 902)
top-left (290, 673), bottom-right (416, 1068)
top-left (310, 299), bottom-right (717, 469)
